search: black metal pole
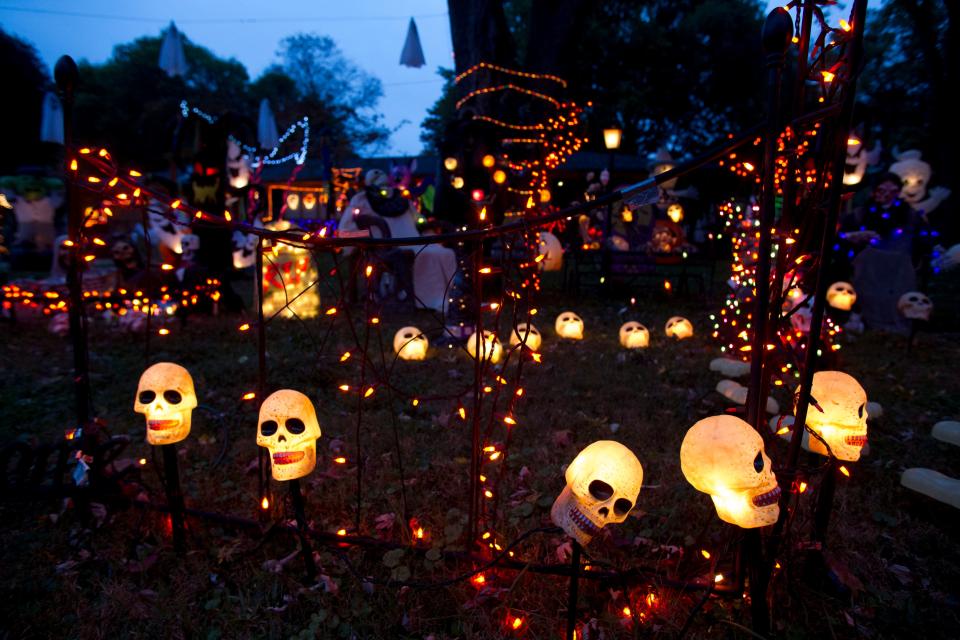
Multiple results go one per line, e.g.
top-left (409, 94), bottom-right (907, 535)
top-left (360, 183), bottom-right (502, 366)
top-left (812, 460), bottom-right (839, 545)
top-left (467, 239), bottom-right (483, 547)
top-left (289, 478), bottom-right (318, 583)
top-left (161, 443), bottom-right (186, 553)
top-left (566, 541), bottom-right (582, 640)
top-left (255, 237), bottom-right (269, 514)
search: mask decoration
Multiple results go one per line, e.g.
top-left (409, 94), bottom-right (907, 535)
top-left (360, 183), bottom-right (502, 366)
top-left (801, 371), bottom-right (868, 461)
top-left (467, 330), bottom-right (502, 364)
top-left (680, 415), bottom-right (780, 528)
top-left (619, 321), bottom-right (650, 349)
top-left (890, 150), bottom-right (952, 213)
top-left (509, 322), bottom-right (542, 351)
top-left (537, 231), bottom-right (563, 272)
top-left (285, 192), bottom-right (300, 212)
top-left (664, 316), bottom-right (693, 339)
top-left (232, 230), bottom-right (258, 269)
top-left (393, 326), bottom-right (428, 361)
top-left (843, 133), bottom-right (881, 186)
top-left (551, 440), bottom-right (643, 546)
top-left (134, 363), bottom-right (197, 446)
top-left (555, 311), bottom-right (584, 340)
top-left (667, 203), bottom-right (684, 224)
top-left (257, 389), bottom-right (321, 481)
top-left (302, 192), bottom-right (317, 210)
top-left (826, 281), bottom-right (857, 311)
top-left (898, 291), bottom-right (933, 321)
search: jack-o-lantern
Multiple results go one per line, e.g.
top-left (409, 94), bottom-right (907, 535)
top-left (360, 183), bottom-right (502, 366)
top-left (393, 326), bottom-right (428, 361)
top-left (467, 330), bottom-right (502, 364)
top-left (898, 291), bottom-right (933, 321)
top-left (664, 316), bottom-right (693, 339)
top-left (799, 371), bottom-right (868, 461)
top-left (509, 322), bottom-right (542, 351)
top-left (555, 311), bottom-right (584, 340)
top-left (826, 281), bottom-right (857, 311)
top-left (257, 389), bottom-right (321, 481)
top-left (551, 440), bottom-right (643, 545)
top-left (680, 415), bottom-right (780, 528)
top-left (619, 321), bottom-right (650, 349)
top-left (134, 363), bottom-right (197, 446)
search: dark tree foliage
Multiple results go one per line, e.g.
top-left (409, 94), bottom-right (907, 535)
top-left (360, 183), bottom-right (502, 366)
top-left (419, 68), bottom-right (457, 152)
top-left (0, 28), bottom-right (51, 172)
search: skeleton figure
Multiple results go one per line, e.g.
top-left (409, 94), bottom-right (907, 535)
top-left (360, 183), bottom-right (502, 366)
top-left (467, 330), bottom-right (502, 364)
top-left (134, 362), bottom-right (197, 446)
top-left (619, 321), bottom-right (650, 349)
top-left (889, 150), bottom-right (952, 215)
top-left (551, 440), bottom-right (643, 545)
top-left (826, 281), bottom-right (857, 311)
top-left (664, 316), bottom-right (693, 339)
top-left (843, 133), bottom-right (881, 186)
top-left (800, 371), bottom-right (868, 461)
top-left (393, 326), bottom-right (428, 361)
top-left (509, 322), bottom-right (542, 351)
top-left (897, 291), bottom-right (933, 321)
top-left (680, 415), bottom-right (780, 528)
top-left (555, 311), bottom-right (584, 340)
top-left (257, 389), bottom-right (321, 481)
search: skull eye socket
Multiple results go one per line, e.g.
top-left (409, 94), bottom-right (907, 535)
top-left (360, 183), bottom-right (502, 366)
top-left (286, 418), bottom-right (306, 434)
top-left (260, 420), bottom-right (278, 436)
top-left (754, 451), bottom-right (764, 473)
top-left (139, 390), bottom-right (156, 404)
top-left (613, 498), bottom-right (633, 516)
top-left (403, 332), bottom-right (413, 339)
top-left (588, 479), bottom-right (615, 501)
top-left (858, 403), bottom-right (865, 418)
top-left (164, 390), bottom-right (183, 404)
top-left (624, 326), bottom-right (633, 332)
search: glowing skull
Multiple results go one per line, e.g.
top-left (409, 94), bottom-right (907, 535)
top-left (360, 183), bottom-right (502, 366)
top-left (680, 415), bottom-right (780, 528)
top-left (257, 389), bottom-right (321, 481)
top-left (550, 440), bottom-right (643, 546)
top-left (393, 326), bottom-right (428, 361)
top-left (619, 321), bottom-right (650, 349)
top-left (467, 330), bottom-right (502, 364)
top-left (537, 231), bottom-right (563, 272)
top-left (664, 316), bottom-right (693, 339)
top-left (134, 362), bottom-right (197, 446)
top-left (509, 322), bottom-right (542, 351)
top-left (801, 371), bottom-right (868, 461)
top-left (826, 281), bottom-right (857, 311)
top-left (898, 291), bottom-right (933, 321)
top-left (555, 311), bottom-right (584, 340)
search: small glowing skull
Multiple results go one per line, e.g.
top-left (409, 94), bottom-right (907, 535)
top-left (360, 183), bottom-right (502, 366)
top-left (555, 311), bottom-right (584, 340)
top-left (551, 440), bottom-right (643, 546)
top-left (801, 371), bottom-right (868, 461)
top-left (509, 323), bottom-right (542, 351)
top-left (680, 415), bottom-right (780, 528)
top-left (467, 330), bottom-right (502, 364)
top-left (826, 281), bottom-right (857, 311)
top-left (619, 321), bottom-right (650, 349)
top-left (897, 291), bottom-right (933, 321)
top-left (393, 326), bottom-right (428, 361)
top-left (134, 362), bottom-right (197, 446)
top-left (257, 389), bottom-right (321, 481)
top-left (664, 316), bottom-right (693, 339)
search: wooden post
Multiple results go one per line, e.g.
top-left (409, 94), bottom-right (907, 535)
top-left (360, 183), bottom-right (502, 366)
top-left (289, 478), bottom-right (318, 583)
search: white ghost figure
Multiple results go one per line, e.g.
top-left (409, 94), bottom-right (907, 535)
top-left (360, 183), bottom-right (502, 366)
top-left (134, 362), bottom-right (197, 446)
top-left (555, 311), bottom-right (584, 340)
top-left (257, 389), bottom-right (322, 481)
top-left (800, 371), bottom-right (868, 462)
top-left (826, 281), bottom-right (857, 311)
top-left (664, 316), bottom-right (693, 339)
top-left (890, 150), bottom-right (951, 214)
top-left (843, 133), bottom-right (881, 186)
top-left (680, 414), bottom-right (780, 528)
top-left (467, 330), bottom-right (502, 364)
top-left (618, 321), bottom-right (650, 349)
top-left (509, 322), bottom-right (542, 351)
top-left (897, 291), bottom-right (933, 321)
top-left (393, 326), bottom-right (428, 361)
top-left (550, 440), bottom-right (643, 546)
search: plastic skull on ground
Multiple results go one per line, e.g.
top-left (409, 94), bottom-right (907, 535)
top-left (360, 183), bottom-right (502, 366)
top-left (680, 415), bottom-right (780, 528)
top-left (509, 322), bottom-right (542, 351)
top-left (393, 326), bottom-right (428, 361)
top-left (801, 371), bottom-right (868, 461)
top-left (467, 330), bottom-right (502, 364)
top-left (555, 311), bottom-right (584, 340)
top-left (619, 321), bottom-right (650, 349)
top-left (898, 291), bottom-right (933, 321)
top-left (664, 316), bottom-right (693, 339)
top-left (826, 281), bottom-right (857, 311)
top-left (551, 440), bottom-right (643, 546)
top-left (257, 389), bottom-right (321, 481)
top-left (134, 362), bottom-right (197, 446)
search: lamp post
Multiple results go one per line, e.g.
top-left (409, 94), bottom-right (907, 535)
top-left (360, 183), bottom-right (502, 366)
top-left (601, 128), bottom-right (622, 292)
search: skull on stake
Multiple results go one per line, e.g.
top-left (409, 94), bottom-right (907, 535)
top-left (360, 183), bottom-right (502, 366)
top-left (393, 326), bottom-right (428, 361)
top-left (826, 281), bottom-right (857, 311)
top-left (509, 322), bottom-right (542, 351)
top-left (467, 330), bottom-right (502, 364)
top-left (134, 362), bottom-right (197, 446)
top-left (257, 389), bottom-right (321, 481)
top-left (801, 371), bottom-right (868, 461)
top-left (619, 321), bottom-right (650, 349)
top-left (680, 415), bottom-right (780, 528)
top-left (664, 316), bottom-right (694, 339)
top-left (550, 441), bottom-right (643, 546)
top-left (897, 291), bottom-right (933, 321)
top-left (555, 311), bottom-right (584, 340)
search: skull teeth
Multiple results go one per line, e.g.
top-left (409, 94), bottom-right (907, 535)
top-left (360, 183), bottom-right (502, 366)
top-left (752, 485), bottom-right (781, 507)
top-left (148, 419), bottom-right (179, 430)
top-left (273, 451), bottom-right (305, 465)
top-left (567, 506), bottom-right (601, 537)
top-left (845, 435), bottom-right (867, 446)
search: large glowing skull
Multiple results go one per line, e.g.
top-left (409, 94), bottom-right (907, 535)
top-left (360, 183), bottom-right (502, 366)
top-left (555, 311), bottom-right (584, 340)
top-left (801, 371), bottom-right (868, 461)
top-left (537, 231), bottom-right (563, 272)
top-left (467, 330), bottom-right (502, 364)
top-left (897, 291), bottom-right (933, 321)
top-left (619, 321), bottom-right (650, 349)
top-left (664, 316), bottom-right (693, 339)
top-left (393, 326), bottom-right (428, 361)
top-left (826, 281), bottom-right (857, 311)
top-left (134, 362), bottom-right (197, 446)
top-left (509, 322), bottom-right (542, 351)
top-left (551, 441), bottom-right (643, 546)
top-left (680, 415), bottom-right (780, 528)
top-left (257, 389), bottom-right (321, 481)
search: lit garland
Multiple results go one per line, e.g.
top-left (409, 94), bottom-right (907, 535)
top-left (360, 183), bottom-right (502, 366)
top-left (454, 61), bottom-right (568, 87)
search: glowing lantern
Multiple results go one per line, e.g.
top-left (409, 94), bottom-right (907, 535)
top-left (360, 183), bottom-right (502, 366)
top-left (482, 154), bottom-right (496, 168)
top-left (898, 291), bottom-right (933, 321)
top-left (393, 326), bottom-right (428, 361)
top-left (555, 311), bottom-right (584, 340)
top-left (467, 330), bottom-right (502, 364)
top-left (285, 192), bottom-right (300, 211)
top-left (509, 322), bottom-right (542, 351)
top-left (471, 189), bottom-right (485, 202)
top-left (257, 389), bottom-right (321, 481)
top-left (134, 362), bottom-right (197, 446)
top-left (550, 440), bottom-right (642, 545)
top-left (451, 176), bottom-right (464, 189)
top-left (619, 321), bottom-right (650, 349)
top-left (444, 157), bottom-right (458, 171)
top-left (680, 415), bottom-right (780, 528)
top-left (493, 169), bottom-right (507, 184)
top-left (799, 371), bottom-right (868, 461)
top-left (666, 203), bottom-right (684, 224)
top-left (603, 128), bottom-right (623, 150)
top-left (539, 189), bottom-right (551, 203)
top-left (664, 316), bottom-right (693, 339)
top-left (537, 231), bottom-right (563, 272)
top-left (826, 281), bottom-right (857, 311)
